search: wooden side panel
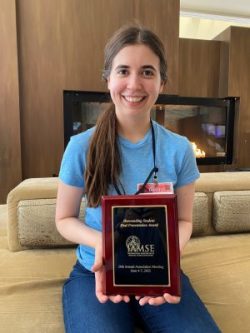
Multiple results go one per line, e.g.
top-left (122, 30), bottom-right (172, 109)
top-left (228, 27), bottom-right (250, 168)
top-left (215, 26), bottom-right (250, 169)
top-left (0, 0), bottom-right (21, 203)
top-left (214, 27), bottom-right (231, 97)
top-left (179, 38), bottom-right (221, 97)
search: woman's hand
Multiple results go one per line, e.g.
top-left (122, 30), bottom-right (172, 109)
top-left (91, 235), bottom-right (130, 304)
top-left (135, 294), bottom-right (180, 306)
top-left (91, 238), bottom-right (108, 303)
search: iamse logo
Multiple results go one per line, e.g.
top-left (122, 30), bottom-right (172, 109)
top-left (126, 235), bottom-right (155, 256)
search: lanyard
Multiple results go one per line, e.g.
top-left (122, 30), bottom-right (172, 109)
top-left (114, 119), bottom-right (159, 196)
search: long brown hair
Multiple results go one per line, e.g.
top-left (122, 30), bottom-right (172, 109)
top-left (84, 24), bottom-right (168, 207)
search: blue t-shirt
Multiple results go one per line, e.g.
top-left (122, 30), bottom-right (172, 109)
top-left (59, 121), bottom-right (200, 270)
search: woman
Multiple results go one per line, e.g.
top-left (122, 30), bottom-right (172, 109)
top-left (56, 24), bottom-right (221, 333)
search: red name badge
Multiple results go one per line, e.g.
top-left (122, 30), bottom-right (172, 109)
top-left (137, 182), bottom-right (174, 194)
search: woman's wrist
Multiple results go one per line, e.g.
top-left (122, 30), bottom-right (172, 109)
top-left (178, 220), bottom-right (192, 254)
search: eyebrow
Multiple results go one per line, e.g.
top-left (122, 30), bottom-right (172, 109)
top-left (115, 65), bottom-right (129, 71)
top-left (114, 65), bottom-right (157, 71)
top-left (141, 65), bottom-right (157, 71)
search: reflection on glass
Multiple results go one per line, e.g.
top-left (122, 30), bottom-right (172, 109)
top-left (151, 104), bottom-right (227, 158)
top-left (72, 102), bottom-right (110, 134)
top-left (71, 101), bottom-right (228, 159)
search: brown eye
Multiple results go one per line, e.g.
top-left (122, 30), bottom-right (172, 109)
top-left (142, 69), bottom-right (154, 77)
top-left (117, 69), bottom-right (128, 76)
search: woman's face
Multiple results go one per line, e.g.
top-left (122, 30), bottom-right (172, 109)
top-left (107, 44), bottom-right (164, 121)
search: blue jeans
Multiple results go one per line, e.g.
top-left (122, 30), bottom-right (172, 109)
top-left (63, 261), bottom-right (221, 333)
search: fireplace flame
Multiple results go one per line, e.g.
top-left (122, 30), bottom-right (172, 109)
top-left (192, 142), bottom-right (206, 158)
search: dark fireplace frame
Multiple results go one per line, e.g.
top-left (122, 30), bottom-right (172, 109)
top-left (63, 90), bottom-right (239, 165)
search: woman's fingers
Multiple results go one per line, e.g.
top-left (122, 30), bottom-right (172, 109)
top-left (163, 293), bottom-right (181, 304)
top-left (138, 296), bottom-right (151, 306)
top-left (136, 293), bottom-right (181, 306)
top-left (96, 291), bottom-right (109, 303)
top-left (109, 294), bottom-right (123, 303)
top-left (95, 269), bottom-right (108, 303)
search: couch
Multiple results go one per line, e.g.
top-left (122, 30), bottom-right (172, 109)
top-left (0, 172), bottom-right (250, 333)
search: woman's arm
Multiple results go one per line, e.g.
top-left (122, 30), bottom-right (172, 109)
top-left (55, 180), bottom-right (101, 249)
top-left (176, 182), bottom-right (195, 254)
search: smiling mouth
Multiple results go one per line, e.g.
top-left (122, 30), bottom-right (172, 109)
top-left (123, 96), bottom-right (146, 103)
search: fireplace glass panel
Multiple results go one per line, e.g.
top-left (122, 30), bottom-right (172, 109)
top-left (63, 91), bottom-right (238, 165)
top-left (151, 105), bottom-right (227, 159)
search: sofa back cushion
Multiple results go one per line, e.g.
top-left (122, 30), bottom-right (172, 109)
top-left (10, 192), bottom-right (210, 250)
top-left (213, 191), bottom-right (250, 233)
top-left (16, 198), bottom-right (85, 248)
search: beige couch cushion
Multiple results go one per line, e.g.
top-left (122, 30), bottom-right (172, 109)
top-left (18, 199), bottom-right (72, 248)
top-left (192, 192), bottom-right (209, 236)
top-left (17, 198), bottom-right (85, 248)
top-left (7, 178), bottom-right (59, 251)
top-left (182, 233), bottom-right (250, 333)
top-left (213, 191), bottom-right (250, 233)
top-left (0, 244), bottom-right (76, 333)
top-left (196, 171), bottom-right (250, 192)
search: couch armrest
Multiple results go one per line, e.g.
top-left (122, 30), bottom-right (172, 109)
top-left (7, 178), bottom-right (80, 251)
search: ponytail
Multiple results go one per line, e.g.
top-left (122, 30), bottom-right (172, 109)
top-left (84, 106), bottom-right (121, 207)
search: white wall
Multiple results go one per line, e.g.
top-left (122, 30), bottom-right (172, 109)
top-left (180, 16), bottom-right (250, 39)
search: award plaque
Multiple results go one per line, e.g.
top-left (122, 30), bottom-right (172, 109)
top-left (101, 194), bottom-right (180, 296)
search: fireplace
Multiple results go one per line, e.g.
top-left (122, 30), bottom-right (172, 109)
top-left (63, 91), bottom-right (239, 165)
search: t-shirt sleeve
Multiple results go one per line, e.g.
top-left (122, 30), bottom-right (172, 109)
top-left (59, 135), bottom-right (86, 188)
top-left (175, 139), bottom-right (200, 188)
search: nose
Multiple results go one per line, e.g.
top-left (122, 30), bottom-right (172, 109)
top-left (127, 73), bottom-right (142, 90)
